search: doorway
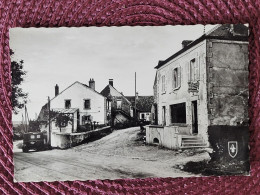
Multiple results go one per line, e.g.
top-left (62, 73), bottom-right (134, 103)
top-left (162, 106), bottom-right (166, 126)
top-left (191, 101), bottom-right (198, 134)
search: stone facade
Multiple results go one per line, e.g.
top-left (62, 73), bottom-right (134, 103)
top-left (146, 24), bottom-right (249, 149)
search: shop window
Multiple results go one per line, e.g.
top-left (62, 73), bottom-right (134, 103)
top-left (170, 103), bottom-right (186, 123)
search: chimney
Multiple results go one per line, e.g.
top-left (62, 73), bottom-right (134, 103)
top-left (55, 84), bottom-right (59, 96)
top-left (182, 40), bottom-right (193, 48)
top-left (109, 79), bottom-right (113, 86)
top-left (89, 78), bottom-right (95, 90)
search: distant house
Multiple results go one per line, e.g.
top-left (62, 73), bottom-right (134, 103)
top-left (146, 24), bottom-right (249, 149)
top-left (125, 95), bottom-right (154, 122)
top-left (100, 79), bottom-right (133, 127)
top-left (38, 79), bottom-right (111, 146)
top-left (101, 79), bottom-right (154, 127)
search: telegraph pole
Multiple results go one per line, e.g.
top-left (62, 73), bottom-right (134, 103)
top-left (48, 96), bottom-right (51, 147)
top-left (135, 72), bottom-right (137, 124)
top-left (24, 106), bottom-right (28, 133)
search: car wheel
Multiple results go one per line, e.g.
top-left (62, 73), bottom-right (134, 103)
top-left (22, 147), bottom-right (28, 153)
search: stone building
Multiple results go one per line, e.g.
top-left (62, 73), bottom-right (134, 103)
top-left (147, 24), bottom-right (249, 149)
top-left (100, 79), bottom-right (133, 127)
top-left (101, 79), bottom-right (154, 127)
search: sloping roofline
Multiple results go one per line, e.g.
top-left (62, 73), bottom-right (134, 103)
top-left (155, 25), bottom-right (248, 69)
top-left (50, 81), bottom-right (105, 102)
top-left (101, 84), bottom-right (132, 105)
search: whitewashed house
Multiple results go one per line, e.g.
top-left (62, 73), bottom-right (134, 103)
top-left (38, 79), bottom-right (110, 147)
top-left (147, 24), bottom-right (249, 149)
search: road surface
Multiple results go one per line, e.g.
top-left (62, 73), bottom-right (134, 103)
top-left (14, 127), bottom-right (210, 182)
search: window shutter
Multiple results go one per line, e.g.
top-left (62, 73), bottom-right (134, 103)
top-left (187, 61), bottom-right (190, 82)
top-left (172, 69), bottom-right (174, 89)
top-left (178, 67), bottom-right (181, 87)
top-left (196, 57), bottom-right (200, 81)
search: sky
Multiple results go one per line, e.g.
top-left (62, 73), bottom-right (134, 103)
top-left (10, 24), bottom-right (216, 121)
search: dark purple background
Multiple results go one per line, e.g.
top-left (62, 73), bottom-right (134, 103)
top-left (0, 0), bottom-right (259, 194)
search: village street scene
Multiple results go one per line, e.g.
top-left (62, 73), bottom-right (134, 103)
top-left (11, 24), bottom-right (250, 182)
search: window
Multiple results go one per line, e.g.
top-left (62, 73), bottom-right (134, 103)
top-left (172, 67), bottom-right (181, 89)
top-left (106, 100), bottom-right (111, 110)
top-left (170, 103), bottom-right (186, 124)
top-left (65, 100), bottom-right (71, 109)
top-left (117, 99), bottom-right (122, 109)
top-left (82, 115), bottom-right (91, 124)
top-left (189, 58), bottom-right (199, 82)
top-left (141, 113), bottom-right (145, 119)
top-left (161, 75), bottom-right (166, 93)
top-left (84, 99), bottom-right (91, 109)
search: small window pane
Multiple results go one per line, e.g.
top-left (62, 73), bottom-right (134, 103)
top-left (65, 100), bottom-right (71, 109)
top-left (84, 99), bottom-right (91, 109)
top-left (117, 99), bottom-right (122, 109)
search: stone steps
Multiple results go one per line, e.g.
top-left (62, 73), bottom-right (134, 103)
top-left (180, 135), bottom-right (207, 149)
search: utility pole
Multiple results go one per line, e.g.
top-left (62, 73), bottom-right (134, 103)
top-left (48, 96), bottom-right (51, 148)
top-left (24, 106), bottom-right (27, 133)
top-left (135, 72), bottom-right (137, 124)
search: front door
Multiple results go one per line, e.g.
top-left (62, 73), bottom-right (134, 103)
top-left (191, 101), bottom-right (198, 134)
top-left (162, 106), bottom-right (166, 126)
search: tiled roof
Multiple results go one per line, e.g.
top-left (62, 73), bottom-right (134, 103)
top-left (37, 106), bottom-right (79, 121)
top-left (100, 84), bottom-right (131, 104)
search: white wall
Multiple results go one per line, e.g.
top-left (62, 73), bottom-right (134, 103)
top-left (50, 82), bottom-right (107, 125)
top-left (156, 40), bottom-right (209, 142)
top-left (139, 112), bottom-right (151, 121)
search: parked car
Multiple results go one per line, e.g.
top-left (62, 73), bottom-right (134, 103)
top-left (22, 132), bottom-right (47, 152)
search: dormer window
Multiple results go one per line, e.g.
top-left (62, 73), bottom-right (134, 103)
top-left (65, 100), bottom-right (71, 109)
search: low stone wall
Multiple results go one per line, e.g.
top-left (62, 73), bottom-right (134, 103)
top-left (145, 125), bottom-right (181, 149)
top-left (51, 126), bottom-right (111, 149)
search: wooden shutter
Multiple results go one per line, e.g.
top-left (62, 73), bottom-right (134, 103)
top-left (187, 61), bottom-right (190, 82)
top-left (196, 57), bottom-right (200, 81)
top-left (172, 69), bottom-right (174, 89)
top-left (178, 66), bottom-right (181, 88)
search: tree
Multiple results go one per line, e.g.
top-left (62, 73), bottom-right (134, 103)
top-left (28, 120), bottom-right (41, 132)
top-left (54, 113), bottom-right (73, 131)
top-left (10, 49), bottom-right (28, 114)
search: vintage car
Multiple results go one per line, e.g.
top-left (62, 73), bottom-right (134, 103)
top-left (22, 132), bottom-right (47, 152)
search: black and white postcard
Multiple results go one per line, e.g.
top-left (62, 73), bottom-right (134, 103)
top-left (11, 24), bottom-right (250, 182)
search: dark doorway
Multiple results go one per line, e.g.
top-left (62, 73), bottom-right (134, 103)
top-left (191, 101), bottom-right (198, 134)
top-left (154, 104), bottom-right (158, 125)
top-left (162, 106), bottom-right (166, 126)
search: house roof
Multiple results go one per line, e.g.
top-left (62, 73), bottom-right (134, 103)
top-left (51, 81), bottom-right (104, 102)
top-left (125, 96), bottom-right (154, 112)
top-left (155, 24), bottom-right (248, 69)
top-left (37, 81), bottom-right (105, 121)
top-left (100, 84), bottom-right (131, 104)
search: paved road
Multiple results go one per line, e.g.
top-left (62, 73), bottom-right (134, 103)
top-left (14, 127), bottom-right (209, 182)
